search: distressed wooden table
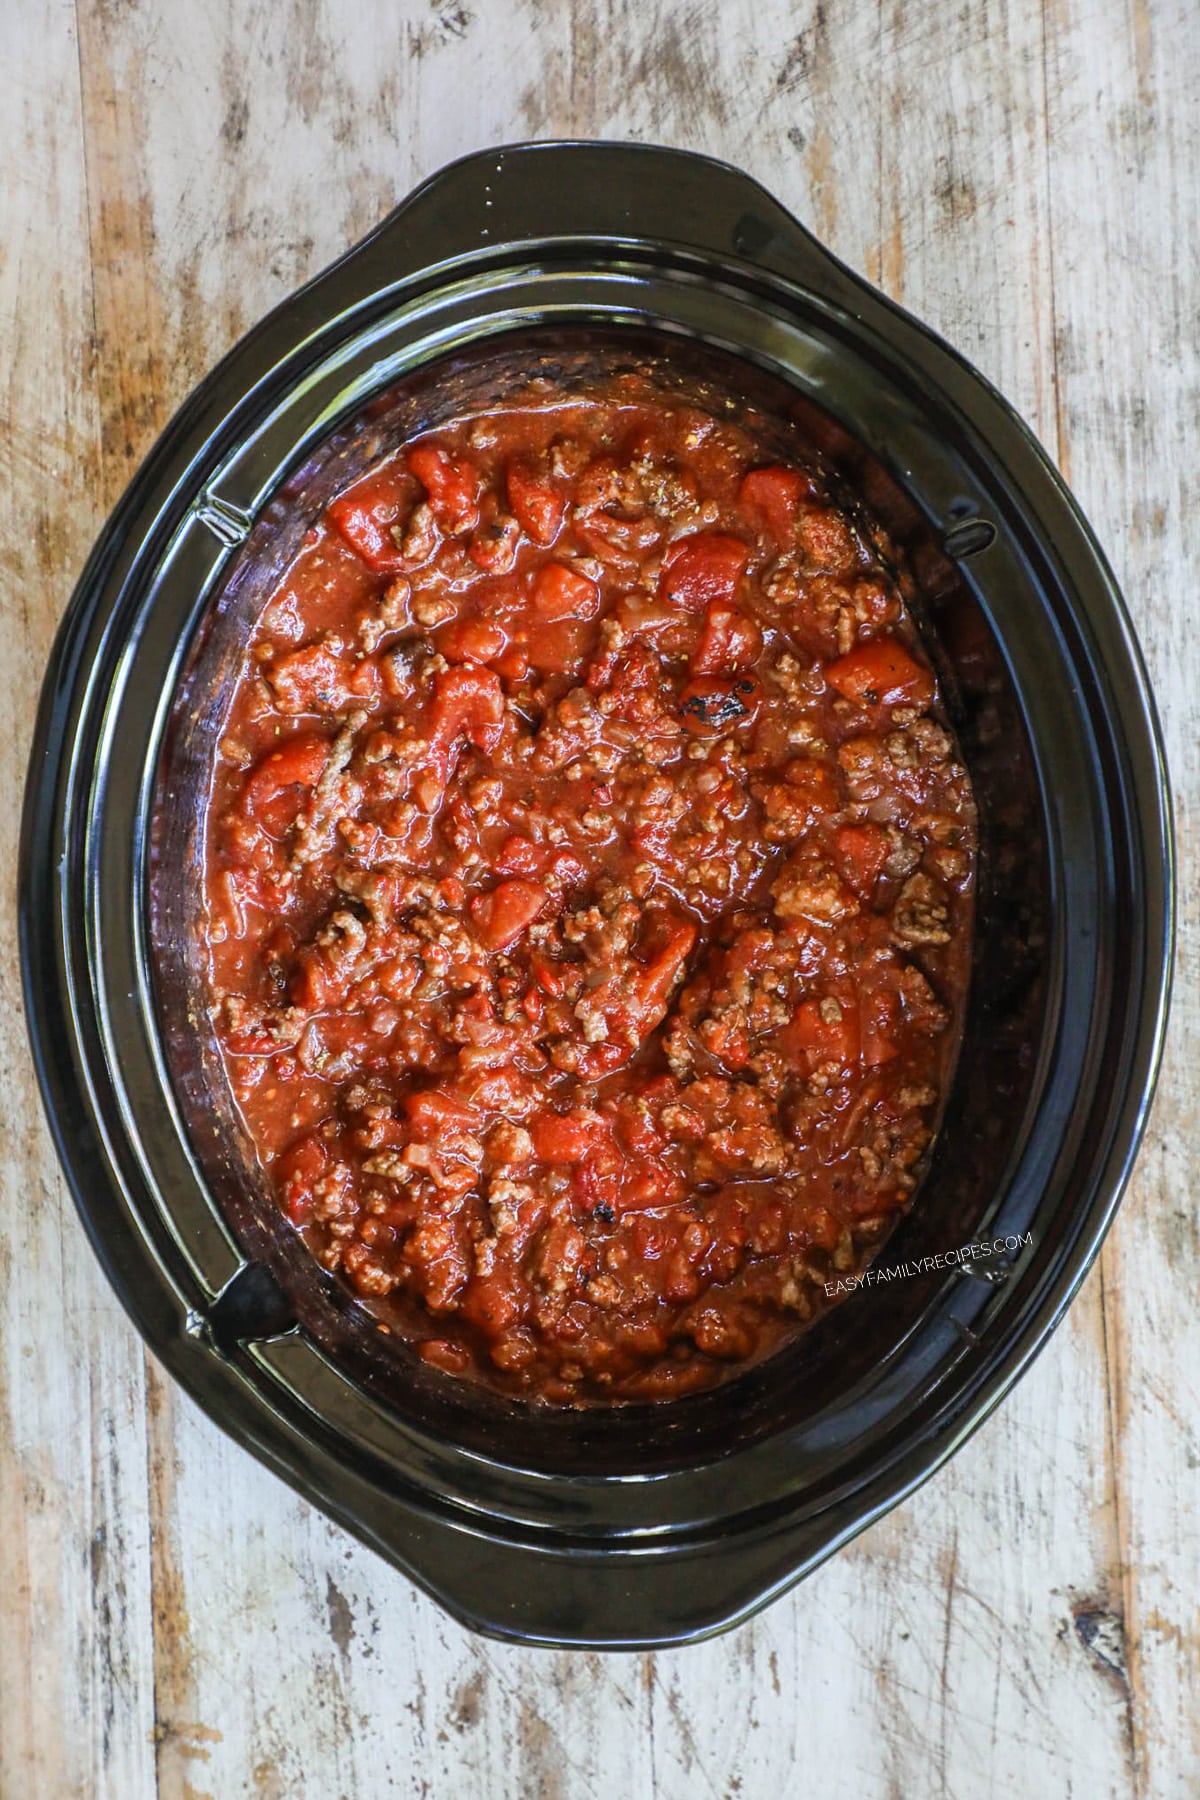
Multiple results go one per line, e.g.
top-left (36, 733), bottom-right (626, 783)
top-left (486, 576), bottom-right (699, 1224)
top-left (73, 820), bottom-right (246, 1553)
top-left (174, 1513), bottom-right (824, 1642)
top-left (3, 1), bottom-right (1195, 1794)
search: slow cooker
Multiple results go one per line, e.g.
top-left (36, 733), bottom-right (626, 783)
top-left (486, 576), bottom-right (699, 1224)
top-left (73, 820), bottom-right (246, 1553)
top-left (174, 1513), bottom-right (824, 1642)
top-left (20, 142), bottom-right (1173, 1648)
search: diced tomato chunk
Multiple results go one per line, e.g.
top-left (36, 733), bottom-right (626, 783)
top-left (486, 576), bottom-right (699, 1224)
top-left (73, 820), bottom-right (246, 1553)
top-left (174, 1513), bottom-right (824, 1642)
top-left (609, 1161), bottom-right (686, 1216)
top-left (493, 646), bottom-right (529, 683)
top-left (547, 849), bottom-right (588, 887)
top-left (278, 1134), bottom-right (328, 1183)
top-left (825, 636), bottom-right (935, 714)
top-left (326, 461), bottom-right (413, 571)
top-left (660, 533), bottom-right (750, 610)
top-left (531, 1111), bottom-right (605, 1163)
top-left (239, 735), bottom-right (329, 835)
top-left (407, 441), bottom-right (481, 534)
top-left (529, 949), bottom-right (569, 997)
top-left (494, 834), bottom-right (587, 890)
top-left (289, 943), bottom-right (347, 1010)
top-left (427, 665), bottom-right (505, 755)
top-left (614, 1098), bottom-right (668, 1160)
top-left (470, 879), bottom-right (549, 950)
top-left (679, 674), bottom-right (762, 735)
top-left (459, 1275), bottom-right (522, 1333)
top-left (589, 637), bottom-right (659, 705)
top-left (438, 618), bottom-right (508, 664)
top-left (530, 562), bottom-right (600, 622)
top-left (494, 833), bottom-right (542, 877)
top-left (633, 917), bottom-right (697, 1017)
top-left (276, 1133), bottom-right (330, 1225)
top-left (506, 461), bottom-right (565, 544)
top-left (264, 642), bottom-right (356, 714)
top-left (521, 985), bottom-right (544, 1023)
top-left (417, 1339), bottom-right (471, 1373)
top-left (832, 823), bottom-right (890, 895)
top-left (692, 602), bottom-right (763, 675)
top-left (739, 465), bottom-right (814, 543)
top-left (402, 1087), bottom-right (480, 1133)
top-left (783, 996), bottom-right (861, 1071)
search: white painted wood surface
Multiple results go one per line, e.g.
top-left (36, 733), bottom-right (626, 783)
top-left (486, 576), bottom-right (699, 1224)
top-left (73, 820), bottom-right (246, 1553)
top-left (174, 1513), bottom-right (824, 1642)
top-left (1, 1), bottom-right (1195, 1793)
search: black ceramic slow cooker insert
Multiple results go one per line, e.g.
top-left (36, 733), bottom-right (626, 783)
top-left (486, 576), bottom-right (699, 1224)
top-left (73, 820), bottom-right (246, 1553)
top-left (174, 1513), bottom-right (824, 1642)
top-left (20, 142), bottom-right (1173, 1649)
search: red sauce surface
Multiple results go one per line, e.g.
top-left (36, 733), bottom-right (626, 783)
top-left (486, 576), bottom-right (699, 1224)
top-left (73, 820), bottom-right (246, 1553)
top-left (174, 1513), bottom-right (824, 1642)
top-left (203, 371), bottom-right (975, 1402)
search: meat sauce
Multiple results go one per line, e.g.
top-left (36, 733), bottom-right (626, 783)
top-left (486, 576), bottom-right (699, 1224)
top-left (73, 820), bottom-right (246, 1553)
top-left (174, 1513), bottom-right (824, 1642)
top-left (203, 370), bottom-right (976, 1402)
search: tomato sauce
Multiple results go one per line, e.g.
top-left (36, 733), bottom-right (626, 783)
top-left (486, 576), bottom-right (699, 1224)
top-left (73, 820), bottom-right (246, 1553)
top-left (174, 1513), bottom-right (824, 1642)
top-left (202, 367), bottom-right (976, 1402)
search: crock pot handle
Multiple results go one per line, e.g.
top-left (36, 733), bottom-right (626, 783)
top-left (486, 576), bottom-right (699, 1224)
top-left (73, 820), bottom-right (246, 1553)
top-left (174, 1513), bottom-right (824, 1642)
top-left (340, 140), bottom-right (862, 314)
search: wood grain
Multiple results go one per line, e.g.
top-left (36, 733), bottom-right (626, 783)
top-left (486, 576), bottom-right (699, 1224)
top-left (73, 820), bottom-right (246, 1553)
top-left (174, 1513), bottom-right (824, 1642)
top-left (1, 0), bottom-right (1195, 1794)
top-left (0, 5), bottom-right (157, 1797)
top-left (1041, 1), bottom-right (1200, 1791)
